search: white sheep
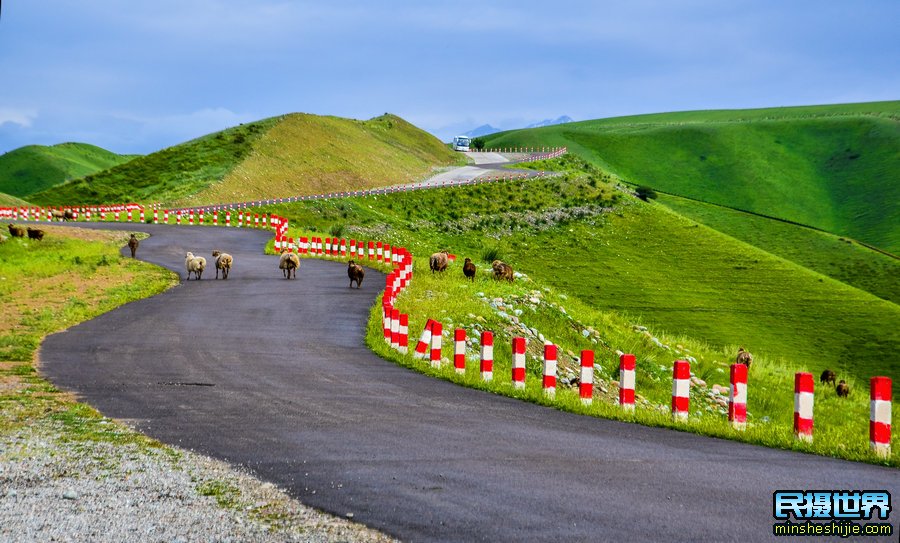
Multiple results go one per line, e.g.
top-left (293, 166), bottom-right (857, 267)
top-left (279, 252), bottom-right (300, 279)
top-left (185, 251), bottom-right (207, 280)
top-left (211, 250), bottom-right (233, 280)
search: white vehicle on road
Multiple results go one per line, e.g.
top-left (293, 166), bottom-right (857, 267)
top-left (452, 136), bottom-right (470, 151)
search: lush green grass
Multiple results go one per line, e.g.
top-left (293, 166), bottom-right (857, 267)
top-left (257, 164), bottom-right (899, 386)
top-left (0, 191), bottom-right (30, 207)
top-left (0, 142), bottom-right (138, 198)
top-left (483, 102), bottom-right (900, 253)
top-left (253, 193), bottom-right (899, 465)
top-left (31, 113), bottom-right (464, 208)
top-left (0, 228), bottom-right (176, 439)
top-left (656, 193), bottom-right (900, 304)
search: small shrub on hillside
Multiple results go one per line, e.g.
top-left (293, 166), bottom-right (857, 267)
top-left (330, 224), bottom-right (345, 237)
top-left (636, 186), bottom-right (658, 201)
top-left (482, 246), bottom-right (503, 263)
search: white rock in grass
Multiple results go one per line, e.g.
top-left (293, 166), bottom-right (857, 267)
top-left (581, 330), bottom-right (590, 338)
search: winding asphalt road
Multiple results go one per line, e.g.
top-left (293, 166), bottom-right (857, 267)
top-left (40, 223), bottom-right (899, 542)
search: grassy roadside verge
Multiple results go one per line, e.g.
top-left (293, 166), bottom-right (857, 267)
top-left (0, 226), bottom-right (176, 441)
top-left (0, 227), bottom-right (394, 539)
top-left (256, 163), bottom-right (898, 467)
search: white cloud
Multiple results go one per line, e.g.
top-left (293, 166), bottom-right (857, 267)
top-left (0, 108), bottom-right (37, 128)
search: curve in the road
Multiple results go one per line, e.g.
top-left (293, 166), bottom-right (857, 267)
top-left (40, 223), bottom-right (899, 542)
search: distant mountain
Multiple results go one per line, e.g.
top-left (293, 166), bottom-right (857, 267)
top-left (463, 124), bottom-right (502, 138)
top-left (525, 116), bottom-right (574, 129)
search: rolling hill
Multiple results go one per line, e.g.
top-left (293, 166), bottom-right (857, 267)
top-left (30, 113), bottom-right (464, 207)
top-left (483, 102), bottom-right (900, 254)
top-left (0, 143), bottom-right (138, 198)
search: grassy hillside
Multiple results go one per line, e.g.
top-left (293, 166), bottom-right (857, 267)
top-left (0, 143), bottom-right (138, 198)
top-left (31, 113), bottom-right (464, 207)
top-left (0, 192), bottom-right (30, 207)
top-left (256, 163), bottom-right (899, 385)
top-left (483, 102), bottom-right (900, 253)
top-left (656, 193), bottom-right (900, 305)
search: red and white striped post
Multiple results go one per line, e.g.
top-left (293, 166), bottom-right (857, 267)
top-left (398, 313), bottom-right (409, 354)
top-left (672, 360), bottom-right (691, 421)
top-left (153, 209), bottom-right (159, 224)
top-left (384, 244), bottom-right (392, 263)
top-left (580, 350), bottom-right (595, 404)
top-left (287, 237), bottom-right (294, 252)
top-left (198, 211), bottom-right (204, 224)
top-left (376, 241), bottom-right (384, 262)
top-left (325, 237), bottom-right (332, 257)
top-left (389, 308), bottom-right (401, 349)
top-left (512, 337), bottom-right (526, 389)
top-left (870, 377), bottom-right (892, 457)
top-left (543, 344), bottom-right (557, 397)
top-left (794, 372), bottom-right (814, 442)
top-left (225, 211), bottom-right (231, 226)
top-left (340, 239), bottom-right (347, 258)
top-left (189, 211), bottom-right (194, 225)
top-left (430, 321), bottom-right (443, 368)
top-left (349, 239), bottom-right (357, 257)
top-left (619, 354), bottom-right (636, 410)
top-left (368, 241), bottom-right (375, 261)
top-left (454, 329), bottom-right (466, 374)
top-left (163, 210), bottom-right (169, 223)
top-left (382, 304), bottom-right (392, 343)
top-left (115, 211), bottom-right (120, 222)
top-left (213, 211), bottom-right (218, 225)
top-left (414, 320), bottom-right (434, 359)
top-left (139, 209), bottom-right (145, 222)
top-left (254, 214), bottom-right (259, 228)
top-left (729, 363), bottom-right (748, 430)
top-left (85, 210), bottom-right (92, 221)
top-left (127, 209), bottom-right (133, 222)
top-left (481, 331), bottom-right (494, 381)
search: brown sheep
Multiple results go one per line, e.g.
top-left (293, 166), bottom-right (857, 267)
top-left (836, 380), bottom-right (850, 398)
top-left (463, 258), bottom-right (476, 282)
top-left (430, 250), bottom-right (450, 274)
top-left (820, 369), bottom-right (836, 387)
top-left (50, 209), bottom-right (65, 221)
top-left (491, 260), bottom-right (514, 283)
top-left (7, 224), bottom-right (26, 238)
top-left (212, 250), bottom-right (233, 280)
top-left (63, 209), bottom-right (75, 221)
top-left (735, 347), bottom-right (753, 369)
top-left (348, 259), bottom-right (365, 289)
top-left (279, 251), bottom-right (300, 279)
top-left (26, 227), bottom-right (45, 241)
top-left (128, 234), bottom-right (139, 258)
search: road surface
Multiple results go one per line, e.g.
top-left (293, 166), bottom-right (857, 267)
top-left (40, 223), bottom-right (899, 542)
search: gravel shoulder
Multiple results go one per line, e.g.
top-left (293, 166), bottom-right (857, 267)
top-left (0, 414), bottom-right (395, 543)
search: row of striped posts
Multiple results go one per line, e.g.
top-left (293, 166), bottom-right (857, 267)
top-left (410, 325), bottom-right (893, 457)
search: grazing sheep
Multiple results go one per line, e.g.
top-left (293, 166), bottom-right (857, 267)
top-left (50, 209), bottom-right (65, 221)
top-left (212, 250), bottom-right (233, 279)
top-left (7, 224), bottom-right (26, 238)
top-left (185, 251), bottom-right (206, 280)
top-left (348, 259), bottom-right (365, 289)
top-left (279, 252), bottom-right (300, 279)
top-left (735, 347), bottom-right (753, 369)
top-left (430, 250), bottom-right (450, 274)
top-left (491, 260), bottom-right (514, 283)
top-left (127, 234), bottom-right (139, 258)
top-left (63, 209), bottom-right (75, 221)
top-left (26, 227), bottom-right (45, 241)
top-left (820, 369), bottom-right (836, 387)
top-left (836, 380), bottom-right (850, 398)
top-left (463, 257), bottom-right (476, 282)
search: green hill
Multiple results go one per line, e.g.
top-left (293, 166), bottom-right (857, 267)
top-left (0, 143), bottom-right (138, 198)
top-left (0, 192), bottom-right (30, 207)
top-left (484, 102), bottom-right (900, 253)
top-left (31, 113), bottom-right (464, 207)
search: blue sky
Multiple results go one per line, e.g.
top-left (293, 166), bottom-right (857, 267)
top-left (0, 0), bottom-right (897, 154)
